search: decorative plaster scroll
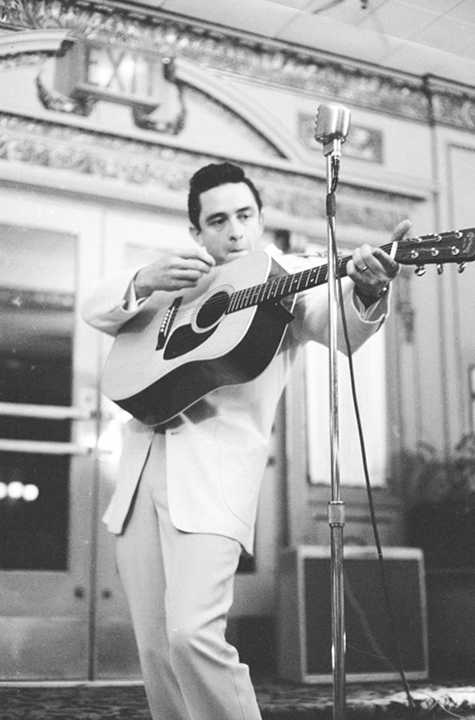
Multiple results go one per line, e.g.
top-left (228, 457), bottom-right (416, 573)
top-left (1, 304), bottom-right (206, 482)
top-left (36, 71), bottom-right (97, 116)
top-left (132, 100), bottom-right (185, 135)
top-left (132, 58), bottom-right (186, 135)
top-left (0, 112), bottom-right (416, 232)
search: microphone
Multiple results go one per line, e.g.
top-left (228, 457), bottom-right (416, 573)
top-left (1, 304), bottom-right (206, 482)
top-left (314, 103), bottom-right (351, 144)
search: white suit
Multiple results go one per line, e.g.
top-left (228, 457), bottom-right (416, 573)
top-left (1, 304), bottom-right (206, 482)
top-left (82, 248), bottom-right (388, 719)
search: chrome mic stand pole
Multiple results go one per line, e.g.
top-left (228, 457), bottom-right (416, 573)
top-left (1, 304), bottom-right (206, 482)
top-left (326, 146), bottom-right (345, 720)
top-left (315, 104), bottom-right (351, 720)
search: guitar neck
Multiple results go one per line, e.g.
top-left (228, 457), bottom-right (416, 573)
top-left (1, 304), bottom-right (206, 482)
top-left (226, 242), bottom-right (394, 314)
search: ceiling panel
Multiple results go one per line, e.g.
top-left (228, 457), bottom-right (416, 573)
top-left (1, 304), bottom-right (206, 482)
top-left (274, 10), bottom-right (396, 63)
top-left (388, 0), bottom-right (462, 11)
top-left (268, 0), bottom-right (314, 8)
top-left (462, 40), bottom-right (475, 61)
top-left (448, 0), bottom-right (475, 24)
top-left (357, 1), bottom-right (442, 40)
top-left (382, 40), bottom-right (475, 85)
top-left (161, 0), bottom-right (299, 37)
top-left (413, 16), bottom-right (475, 55)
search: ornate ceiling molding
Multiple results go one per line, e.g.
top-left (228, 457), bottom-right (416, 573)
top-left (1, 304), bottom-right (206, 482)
top-left (0, 112), bottom-right (416, 233)
top-left (0, 49), bottom-right (49, 71)
top-left (0, 27), bottom-right (68, 54)
top-left (430, 88), bottom-right (475, 133)
top-left (2, 0), bottom-right (474, 132)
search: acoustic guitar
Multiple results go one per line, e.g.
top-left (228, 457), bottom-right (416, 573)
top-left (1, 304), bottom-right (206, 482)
top-left (102, 228), bottom-right (475, 426)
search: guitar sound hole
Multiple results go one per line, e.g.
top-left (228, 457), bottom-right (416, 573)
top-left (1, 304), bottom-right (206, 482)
top-left (196, 291), bottom-right (230, 330)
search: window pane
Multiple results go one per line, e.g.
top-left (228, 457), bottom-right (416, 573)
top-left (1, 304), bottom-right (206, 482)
top-left (0, 226), bottom-right (75, 570)
top-left (305, 329), bottom-right (387, 487)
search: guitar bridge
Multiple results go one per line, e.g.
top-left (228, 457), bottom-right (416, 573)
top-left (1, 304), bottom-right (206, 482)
top-left (156, 297), bottom-right (182, 350)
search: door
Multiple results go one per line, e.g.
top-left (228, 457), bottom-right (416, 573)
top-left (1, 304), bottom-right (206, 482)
top-left (0, 191), bottom-right (285, 679)
top-left (0, 187), bottom-right (103, 679)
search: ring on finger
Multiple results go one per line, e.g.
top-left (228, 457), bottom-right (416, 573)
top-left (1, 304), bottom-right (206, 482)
top-left (358, 264), bottom-right (369, 272)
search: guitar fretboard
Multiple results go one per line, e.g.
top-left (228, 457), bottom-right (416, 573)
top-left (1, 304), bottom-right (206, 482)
top-left (226, 242), bottom-right (394, 313)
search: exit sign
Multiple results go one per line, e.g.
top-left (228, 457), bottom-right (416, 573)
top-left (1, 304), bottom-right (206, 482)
top-left (54, 38), bottom-right (170, 109)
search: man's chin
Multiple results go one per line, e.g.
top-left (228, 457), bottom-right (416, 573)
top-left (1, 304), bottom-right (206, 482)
top-left (226, 250), bottom-right (249, 262)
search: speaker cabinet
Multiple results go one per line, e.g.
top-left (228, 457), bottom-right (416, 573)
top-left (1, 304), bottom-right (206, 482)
top-left (277, 546), bottom-right (428, 683)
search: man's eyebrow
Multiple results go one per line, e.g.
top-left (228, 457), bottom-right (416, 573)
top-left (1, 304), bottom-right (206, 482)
top-left (205, 206), bottom-right (255, 224)
top-left (205, 211), bottom-right (228, 223)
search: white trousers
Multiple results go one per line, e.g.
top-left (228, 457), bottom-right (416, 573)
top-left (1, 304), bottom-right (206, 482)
top-left (115, 433), bottom-right (263, 720)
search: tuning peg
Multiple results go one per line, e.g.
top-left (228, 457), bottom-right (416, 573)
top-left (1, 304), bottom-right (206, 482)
top-left (436, 264), bottom-right (444, 275)
top-left (415, 265), bottom-right (426, 277)
top-left (458, 262), bottom-right (466, 274)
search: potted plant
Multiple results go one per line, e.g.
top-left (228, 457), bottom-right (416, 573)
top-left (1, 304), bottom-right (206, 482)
top-left (399, 434), bottom-right (475, 570)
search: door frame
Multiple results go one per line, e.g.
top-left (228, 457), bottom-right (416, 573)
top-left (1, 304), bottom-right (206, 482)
top-left (0, 185), bottom-right (104, 679)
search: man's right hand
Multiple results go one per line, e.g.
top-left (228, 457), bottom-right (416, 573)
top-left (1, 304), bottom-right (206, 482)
top-left (133, 246), bottom-right (215, 298)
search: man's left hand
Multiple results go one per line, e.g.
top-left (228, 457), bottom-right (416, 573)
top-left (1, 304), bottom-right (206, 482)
top-left (347, 219), bottom-right (411, 306)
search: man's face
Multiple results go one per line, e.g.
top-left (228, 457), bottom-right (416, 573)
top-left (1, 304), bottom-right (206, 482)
top-left (190, 182), bottom-right (264, 265)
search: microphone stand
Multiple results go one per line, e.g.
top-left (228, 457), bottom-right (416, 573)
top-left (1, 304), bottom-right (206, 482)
top-left (322, 136), bottom-right (346, 720)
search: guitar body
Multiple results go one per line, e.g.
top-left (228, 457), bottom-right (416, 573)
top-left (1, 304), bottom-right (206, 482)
top-left (102, 251), bottom-right (294, 425)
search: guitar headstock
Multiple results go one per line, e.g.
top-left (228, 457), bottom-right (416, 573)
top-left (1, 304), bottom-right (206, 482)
top-left (396, 228), bottom-right (475, 274)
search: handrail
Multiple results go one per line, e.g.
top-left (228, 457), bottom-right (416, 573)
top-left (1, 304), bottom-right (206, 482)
top-left (0, 439), bottom-right (91, 455)
top-left (0, 402), bottom-right (94, 420)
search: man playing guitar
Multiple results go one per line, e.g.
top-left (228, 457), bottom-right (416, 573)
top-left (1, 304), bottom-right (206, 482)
top-left (82, 162), bottom-right (403, 720)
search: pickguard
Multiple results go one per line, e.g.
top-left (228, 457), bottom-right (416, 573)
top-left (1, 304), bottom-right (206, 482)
top-left (163, 323), bottom-right (217, 360)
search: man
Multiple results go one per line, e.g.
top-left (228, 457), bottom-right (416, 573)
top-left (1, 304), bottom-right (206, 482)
top-left (82, 162), bottom-right (407, 720)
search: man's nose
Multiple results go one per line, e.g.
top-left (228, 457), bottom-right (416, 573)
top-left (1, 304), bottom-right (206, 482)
top-left (228, 217), bottom-right (243, 241)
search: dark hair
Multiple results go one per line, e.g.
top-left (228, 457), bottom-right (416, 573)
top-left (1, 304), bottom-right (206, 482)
top-left (187, 162), bottom-right (262, 229)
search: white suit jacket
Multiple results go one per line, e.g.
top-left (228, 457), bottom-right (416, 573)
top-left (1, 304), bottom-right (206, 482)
top-left (82, 249), bottom-right (388, 554)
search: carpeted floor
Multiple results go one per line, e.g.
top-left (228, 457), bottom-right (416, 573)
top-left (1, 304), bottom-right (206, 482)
top-left (1, 680), bottom-right (475, 720)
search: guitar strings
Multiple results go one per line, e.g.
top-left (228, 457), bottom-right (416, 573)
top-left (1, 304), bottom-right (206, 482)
top-left (185, 232), bottom-right (466, 315)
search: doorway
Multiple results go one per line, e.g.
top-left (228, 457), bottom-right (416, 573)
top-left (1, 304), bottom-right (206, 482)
top-left (0, 192), bottom-right (284, 679)
top-left (0, 188), bottom-right (103, 679)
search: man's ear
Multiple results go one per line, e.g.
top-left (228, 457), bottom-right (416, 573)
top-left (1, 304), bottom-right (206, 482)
top-left (258, 210), bottom-right (264, 233)
top-left (256, 210), bottom-right (265, 239)
top-left (189, 225), bottom-right (201, 244)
